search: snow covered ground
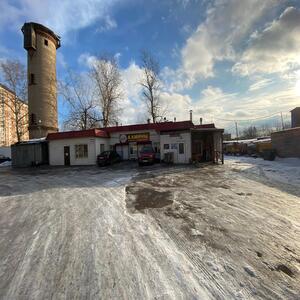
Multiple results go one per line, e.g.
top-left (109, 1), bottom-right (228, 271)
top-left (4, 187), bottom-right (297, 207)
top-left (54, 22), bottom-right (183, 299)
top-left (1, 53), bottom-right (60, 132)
top-left (0, 161), bottom-right (11, 167)
top-left (0, 160), bottom-right (299, 299)
top-left (225, 156), bottom-right (300, 196)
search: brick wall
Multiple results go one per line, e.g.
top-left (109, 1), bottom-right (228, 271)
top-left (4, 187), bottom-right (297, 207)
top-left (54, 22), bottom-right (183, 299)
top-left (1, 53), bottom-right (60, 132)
top-left (291, 108), bottom-right (300, 128)
top-left (271, 127), bottom-right (300, 158)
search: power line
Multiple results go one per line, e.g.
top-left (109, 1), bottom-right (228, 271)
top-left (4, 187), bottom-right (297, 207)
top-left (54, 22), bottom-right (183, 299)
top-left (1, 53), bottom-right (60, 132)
top-left (214, 109), bottom-right (293, 122)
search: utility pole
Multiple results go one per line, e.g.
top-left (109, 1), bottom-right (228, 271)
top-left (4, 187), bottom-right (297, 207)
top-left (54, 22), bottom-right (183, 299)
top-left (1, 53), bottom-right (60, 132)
top-left (235, 121), bottom-right (239, 141)
top-left (280, 112), bottom-right (285, 130)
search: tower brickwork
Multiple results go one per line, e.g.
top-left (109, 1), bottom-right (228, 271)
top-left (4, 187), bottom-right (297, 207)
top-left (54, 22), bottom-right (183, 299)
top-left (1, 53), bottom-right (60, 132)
top-left (22, 22), bottom-right (60, 139)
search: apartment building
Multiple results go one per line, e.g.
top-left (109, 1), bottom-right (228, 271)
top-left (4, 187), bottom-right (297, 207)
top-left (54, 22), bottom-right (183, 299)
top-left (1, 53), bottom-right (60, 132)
top-left (0, 84), bottom-right (29, 146)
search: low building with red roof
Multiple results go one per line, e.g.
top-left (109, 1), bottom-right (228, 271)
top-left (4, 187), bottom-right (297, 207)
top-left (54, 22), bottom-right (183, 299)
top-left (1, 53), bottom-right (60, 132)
top-left (46, 120), bottom-right (224, 166)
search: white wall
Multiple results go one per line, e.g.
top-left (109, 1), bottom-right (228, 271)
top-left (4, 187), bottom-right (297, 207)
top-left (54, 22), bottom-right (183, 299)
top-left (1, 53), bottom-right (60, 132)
top-left (49, 137), bottom-right (108, 166)
top-left (95, 138), bottom-right (110, 155)
top-left (213, 132), bottom-right (223, 153)
top-left (160, 132), bottom-right (191, 164)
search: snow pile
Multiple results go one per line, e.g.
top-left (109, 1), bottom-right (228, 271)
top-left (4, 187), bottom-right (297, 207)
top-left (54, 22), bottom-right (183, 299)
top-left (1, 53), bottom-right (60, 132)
top-left (0, 161), bottom-right (11, 167)
top-left (226, 156), bottom-right (300, 188)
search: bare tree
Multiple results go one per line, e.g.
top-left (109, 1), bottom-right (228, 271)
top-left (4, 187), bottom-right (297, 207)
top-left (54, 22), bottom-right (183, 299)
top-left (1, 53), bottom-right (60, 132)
top-left (90, 55), bottom-right (122, 127)
top-left (258, 123), bottom-right (275, 136)
top-left (241, 125), bottom-right (258, 139)
top-left (140, 50), bottom-right (165, 123)
top-left (59, 70), bottom-right (101, 130)
top-left (0, 59), bottom-right (28, 142)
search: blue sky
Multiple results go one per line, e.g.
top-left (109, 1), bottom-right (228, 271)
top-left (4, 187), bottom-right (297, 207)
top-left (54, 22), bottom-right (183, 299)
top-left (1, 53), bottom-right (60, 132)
top-left (1, 0), bottom-right (300, 135)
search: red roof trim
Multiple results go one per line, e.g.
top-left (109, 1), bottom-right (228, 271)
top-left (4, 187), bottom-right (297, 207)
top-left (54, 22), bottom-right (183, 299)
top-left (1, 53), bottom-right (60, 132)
top-left (100, 121), bottom-right (193, 133)
top-left (46, 122), bottom-right (219, 141)
top-left (47, 128), bottom-right (109, 140)
top-left (193, 124), bottom-right (215, 129)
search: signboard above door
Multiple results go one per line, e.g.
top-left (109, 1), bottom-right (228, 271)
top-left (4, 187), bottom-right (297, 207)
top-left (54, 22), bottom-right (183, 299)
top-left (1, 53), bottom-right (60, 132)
top-left (119, 132), bottom-right (149, 143)
top-left (127, 132), bottom-right (149, 142)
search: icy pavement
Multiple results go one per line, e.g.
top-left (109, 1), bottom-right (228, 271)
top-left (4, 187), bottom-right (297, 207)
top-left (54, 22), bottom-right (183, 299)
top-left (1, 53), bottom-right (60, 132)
top-left (0, 161), bottom-right (11, 167)
top-left (225, 156), bottom-right (300, 196)
top-left (0, 160), bottom-right (300, 299)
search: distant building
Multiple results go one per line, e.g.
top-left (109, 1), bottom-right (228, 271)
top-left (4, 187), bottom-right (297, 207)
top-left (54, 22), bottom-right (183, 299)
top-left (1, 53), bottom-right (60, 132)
top-left (0, 84), bottom-right (29, 146)
top-left (291, 107), bottom-right (300, 128)
top-left (271, 107), bottom-right (300, 158)
top-left (271, 127), bottom-right (300, 158)
top-left (223, 133), bottom-right (232, 141)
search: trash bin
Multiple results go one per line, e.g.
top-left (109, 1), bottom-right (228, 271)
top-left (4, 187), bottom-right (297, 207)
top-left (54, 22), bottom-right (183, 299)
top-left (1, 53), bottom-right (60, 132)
top-left (263, 149), bottom-right (276, 161)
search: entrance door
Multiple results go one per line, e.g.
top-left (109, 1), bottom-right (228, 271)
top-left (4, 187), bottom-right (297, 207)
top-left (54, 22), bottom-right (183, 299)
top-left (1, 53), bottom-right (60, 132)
top-left (129, 142), bottom-right (137, 160)
top-left (64, 146), bottom-right (70, 166)
top-left (178, 142), bottom-right (186, 163)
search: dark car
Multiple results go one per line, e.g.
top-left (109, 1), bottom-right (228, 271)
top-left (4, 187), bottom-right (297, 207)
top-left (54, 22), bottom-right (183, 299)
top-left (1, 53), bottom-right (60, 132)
top-left (97, 150), bottom-right (121, 166)
top-left (0, 154), bottom-right (11, 164)
top-left (138, 145), bottom-right (156, 166)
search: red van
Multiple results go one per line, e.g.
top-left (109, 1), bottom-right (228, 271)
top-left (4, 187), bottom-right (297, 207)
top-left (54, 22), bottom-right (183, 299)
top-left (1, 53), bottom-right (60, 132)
top-left (138, 145), bottom-right (155, 166)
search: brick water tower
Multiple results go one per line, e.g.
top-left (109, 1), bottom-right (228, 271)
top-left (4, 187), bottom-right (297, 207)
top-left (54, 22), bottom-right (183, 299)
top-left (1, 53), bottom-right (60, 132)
top-left (22, 22), bottom-right (60, 139)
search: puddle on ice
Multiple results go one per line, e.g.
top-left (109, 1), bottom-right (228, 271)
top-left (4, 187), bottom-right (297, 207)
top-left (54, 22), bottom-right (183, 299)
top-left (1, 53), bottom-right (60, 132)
top-left (126, 186), bottom-right (173, 211)
top-left (275, 264), bottom-right (295, 278)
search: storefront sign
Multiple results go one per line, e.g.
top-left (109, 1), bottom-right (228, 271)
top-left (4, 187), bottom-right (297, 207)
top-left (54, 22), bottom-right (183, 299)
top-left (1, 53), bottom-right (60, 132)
top-left (119, 134), bottom-right (127, 143)
top-left (119, 132), bottom-right (150, 143)
top-left (127, 132), bottom-right (149, 142)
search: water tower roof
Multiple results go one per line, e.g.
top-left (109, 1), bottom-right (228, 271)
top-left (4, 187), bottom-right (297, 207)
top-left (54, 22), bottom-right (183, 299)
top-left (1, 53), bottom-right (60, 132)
top-left (21, 22), bottom-right (61, 48)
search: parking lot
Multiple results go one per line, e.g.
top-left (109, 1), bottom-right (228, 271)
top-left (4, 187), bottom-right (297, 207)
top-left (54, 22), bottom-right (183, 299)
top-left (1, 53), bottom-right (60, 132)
top-left (0, 158), bottom-right (299, 299)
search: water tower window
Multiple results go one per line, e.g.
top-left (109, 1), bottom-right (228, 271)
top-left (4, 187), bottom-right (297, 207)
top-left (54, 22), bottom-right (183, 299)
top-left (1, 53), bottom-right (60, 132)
top-left (30, 113), bottom-right (37, 125)
top-left (29, 73), bottom-right (35, 85)
top-left (44, 39), bottom-right (48, 46)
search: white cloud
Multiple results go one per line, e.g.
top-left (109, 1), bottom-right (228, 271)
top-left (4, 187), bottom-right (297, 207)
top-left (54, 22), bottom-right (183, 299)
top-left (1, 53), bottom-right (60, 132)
top-left (117, 67), bottom-right (298, 129)
top-left (182, 0), bottom-right (276, 78)
top-left (121, 61), bottom-right (143, 102)
top-left (57, 52), bottom-right (67, 68)
top-left (164, 0), bottom-right (279, 91)
top-left (96, 15), bottom-right (117, 33)
top-left (248, 78), bottom-right (273, 92)
top-left (75, 51), bottom-right (299, 130)
top-left (155, 84), bottom-right (298, 133)
top-left (191, 85), bottom-right (299, 131)
top-left (78, 53), bottom-right (98, 68)
top-left (233, 7), bottom-right (300, 76)
top-left (160, 91), bottom-right (192, 121)
top-left (161, 66), bottom-right (196, 92)
top-left (119, 61), bottom-right (146, 124)
top-left (0, 0), bottom-right (119, 37)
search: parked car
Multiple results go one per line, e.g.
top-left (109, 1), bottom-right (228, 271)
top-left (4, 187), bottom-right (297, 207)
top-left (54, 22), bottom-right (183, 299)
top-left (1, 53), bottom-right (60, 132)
top-left (138, 145), bottom-right (156, 166)
top-left (0, 154), bottom-right (11, 164)
top-left (97, 151), bottom-right (121, 166)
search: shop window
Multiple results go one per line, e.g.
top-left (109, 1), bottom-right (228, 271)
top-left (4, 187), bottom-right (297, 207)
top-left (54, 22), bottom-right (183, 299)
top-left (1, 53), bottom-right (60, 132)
top-left (100, 144), bottom-right (105, 153)
top-left (179, 143), bottom-right (184, 154)
top-left (164, 144), bottom-right (169, 150)
top-left (44, 39), bottom-right (48, 46)
top-left (75, 144), bottom-right (88, 158)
